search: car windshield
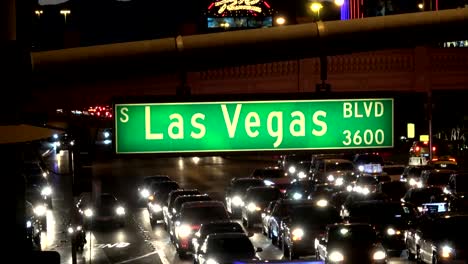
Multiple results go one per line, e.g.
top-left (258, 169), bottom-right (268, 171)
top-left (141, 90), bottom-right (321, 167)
top-left (101, 195), bottom-right (117, 206)
top-left (208, 236), bottom-right (255, 255)
top-left (287, 155), bottom-right (311, 163)
top-left (292, 206), bottom-right (341, 226)
top-left (174, 196), bottom-right (211, 211)
top-left (143, 176), bottom-right (169, 185)
top-left (245, 188), bottom-right (281, 202)
top-left (326, 162), bottom-right (354, 171)
top-left (383, 166), bottom-right (405, 175)
top-left (328, 226), bottom-right (377, 245)
top-left (261, 169), bottom-right (284, 178)
top-left (182, 206), bottom-right (228, 222)
top-left (358, 176), bottom-right (378, 185)
top-left (232, 179), bottom-right (265, 192)
top-left (348, 203), bottom-right (414, 223)
top-left (426, 172), bottom-right (452, 186)
top-left (201, 224), bottom-right (244, 239)
top-left (355, 155), bottom-right (384, 165)
top-left (407, 188), bottom-right (444, 204)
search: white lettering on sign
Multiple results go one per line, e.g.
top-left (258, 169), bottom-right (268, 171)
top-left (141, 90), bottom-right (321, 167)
top-left (343, 102), bottom-right (384, 118)
top-left (342, 129), bottom-right (385, 146)
top-left (221, 104), bottom-right (242, 138)
top-left (120, 107), bottom-right (129, 123)
top-left (290, 111), bottom-right (305, 137)
top-left (95, 242), bottom-right (130, 249)
top-left (312, 111), bottom-right (327, 136)
top-left (245, 112), bottom-right (260, 137)
top-left (168, 113), bottom-right (184, 139)
top-left (190, 113), bottom-right (206, 139)
top-left (215, 0), bottom-right (262, 14)
top-left (267, 111), bottom-right (283, 148)
top-left (145, 106), bottom-right (164, 140)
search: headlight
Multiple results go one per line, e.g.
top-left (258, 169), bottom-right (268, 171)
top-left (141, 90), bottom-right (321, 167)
top-left (84, 208), bottom-right (94, 218)
top-left (41, 186), bottom-right (52, 196)
top-left (150, 203), bottom-right (162, 212)
top-left (55, 142), bottom-right (61, 147)
top-left (298, 171), bottom-right (306, 178)
top-left (232, 196), bottom-right (243, 206)
top-left (140, 189), bottom-right (150, 198)
top-left (206, 259), bottom-right (219, 264)
top-left (177, 224), bottom-right (192, 238)
top-left (26, 221), bottom-right (32, 228)
top-left (292, 228), bottom-right (304, 241)
top-left (77, 226), bottom-right (82, 231)
top-left (316, 199), bottom-right (328, 207)
top-left (34, 205), bottom-right (47, 216)
top-left (361, 187), bottom-right (370, 195)
top-left (70, 140), bottom-right (75, 146)
top-left (68, 227), bottom-right (74, 234)
top-left (346, 185), bottom-right (353, 192)
top-left (409, 178), bottom-right (417, 186)
top-left (104, 131), bottom-right (110, 138)
top-left (148, 195), bottom-right (155, 201)
top-left (289, 166), bottom-right (296, 174)
top-left (329, 251), bottom-right (344, 262)
top-left (335, 178), bottom-right (344, 186)
top-left (441, 245), bottom-right (453, 258)
top-left (373, 250), bottom-right (386, 260)
top-left (327, 175), bottom-right (335, 182)
top-left (116, 206), bottom-right (125, 215)
top-left (292, 192), bottom-right (303, 200)
top-left (358, 165), bottom-right (364, 172)
top-left (42, 172), bottom-right (48, 178)
top-left (264, 179), bottom-right (274, 186)
top-left (386, 228), bottom-right (401, 236)
top-left (247, 202), bottom-right (261, 212)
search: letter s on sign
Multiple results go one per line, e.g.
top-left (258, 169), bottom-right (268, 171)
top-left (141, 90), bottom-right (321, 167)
top-left (120, 107), bottom-right (129, 123)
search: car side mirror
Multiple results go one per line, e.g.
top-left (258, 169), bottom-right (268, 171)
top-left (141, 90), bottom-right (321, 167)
top-left (256, 247), bottom-right (263, 253)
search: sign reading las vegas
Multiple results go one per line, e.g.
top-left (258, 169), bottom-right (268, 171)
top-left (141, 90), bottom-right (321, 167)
top-left (115, 99), bottom-right (393, 154)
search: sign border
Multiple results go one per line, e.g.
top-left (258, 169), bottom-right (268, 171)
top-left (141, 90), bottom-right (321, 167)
top-left (114, 98), bottom-right (394, 154)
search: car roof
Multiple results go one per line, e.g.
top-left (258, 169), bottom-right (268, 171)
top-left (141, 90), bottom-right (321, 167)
top-left (206, 232), bottom-right (249, 239)
top-left (181, 200), bottom-right (224, 209)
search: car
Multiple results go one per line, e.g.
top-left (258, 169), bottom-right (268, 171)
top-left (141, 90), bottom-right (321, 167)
top-left (342, 200), bottom-right (419, 256)
top-left (25, 201), bottom-right (43, 250)
top-left (168, 194), bottom-right (212, 240)
top-left (421, 169), bottom-right (456, 189)
top-left (174, 201), bottom-right (229, 257)
top-left (445, 172), bottom-right (468, 212)
top-left (310, 158), bottom-right (357, 186)
top-left (77, 193), bottom-right (126, 228)
top-left (137, 175), bottom-right (172, 200)
top-left (353, 153), bottom-right (385, 172)
top-left (402, 187), bottom-right (448, 213)
top-left (282, 201), bottom-right (342, 259)
top-left (163, 189), bottom-right (200, 229)
top-left (26, 187), bottom-right (48, 230)
top-left (400, 165), bottom-right (433, 188)
top-left (192, 221), bottom-right (245, 256)
top-left (405, 213), bottom-right (468, 263)
top-left (194, 233), bottom-right (262, 264)
top-left (241, 186), bottom-right (283, 228)
top-left (24, 171), bottom-right (53, 207)
top-left (225, 177), bottom-right (265, 216)
top-left (377, 181), bottom-right (409, 202)
top-left (146, 181), bottom-right (180, 224)
top-left (315, 223), bottom-right (387, 264)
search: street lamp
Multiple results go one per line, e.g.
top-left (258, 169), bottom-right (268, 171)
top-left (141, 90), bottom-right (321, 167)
top-left (275, 16), bottom-right (286, 25)
top-left (60, 9), bottom-right (71, 22)
top-left (35, 10), bottom-right (43, 18)
top-left (310, 2), bottom-right (323, 20)
top-left (334, 0), bottom-right (345, 6)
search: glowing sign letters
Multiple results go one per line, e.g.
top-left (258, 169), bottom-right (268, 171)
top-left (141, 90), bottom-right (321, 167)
top-left (215, 0), bottom-right (262, 14)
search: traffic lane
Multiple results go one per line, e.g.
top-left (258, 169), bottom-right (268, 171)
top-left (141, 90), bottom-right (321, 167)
top-left (91, 156), bottom-right (275, 207)
top-left (87, 214), bottom-right (162, 264)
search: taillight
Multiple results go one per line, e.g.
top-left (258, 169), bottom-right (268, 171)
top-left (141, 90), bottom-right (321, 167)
top-left (432, 146), bottom-right (436, 151)
top-left (415, 146), bottom-right (420, 151)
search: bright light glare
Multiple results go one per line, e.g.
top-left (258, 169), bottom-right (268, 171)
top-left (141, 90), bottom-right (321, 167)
top-left (334, 0), bottom-right (345, 6)
top-left (84, 208), bottom-right (93, 218)
top-left (329, 251), bottom-right (344, 262)
top-left (276, 16), bottom-right (286, 25)
top-left (192, 157), bottom-right (200, 164)
top-left (232, 196), bottom-right (243, 206)
top-left (335, 178), bottom-right (344, 186)
top-left (178, 224), bottom-right (192, 238)
top-left (53, 134), bottom-right (58, 139)
top-left (288, 166), bottom-right (296, 174)
top-left (316, 199), bottom-right (328, 207)
top-left (310, 2), bottom-right (323, 12)
top-left (373, 250), bottom-right (386, 260)
top-left (441, 246), bottom-right (453, 258)
top-left (293, 192), bottom-right (303, 200)
top-left (418, 3), bottom-right (423, 9)
top-left (340, 228), bottom-right (349, 235)
top-left (104, 139), bottom-right (112, 145)
top-left (34, 205), bottom-right (47, 216)
top-left (41, 186), bottom-right (52, 196)
top-left (104, 131), bottom-right (110, 138)
top-left (140, 189), bottom-right (150, 198)
top-left (116, 206), bottom-right (125, 215)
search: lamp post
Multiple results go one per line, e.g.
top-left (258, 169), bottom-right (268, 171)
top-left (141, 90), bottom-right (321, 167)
top-left (60, 9), bottom-right (71, 23)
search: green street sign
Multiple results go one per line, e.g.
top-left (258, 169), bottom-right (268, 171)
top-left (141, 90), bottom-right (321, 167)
top-left (115, 98), bottom-right (393, 154)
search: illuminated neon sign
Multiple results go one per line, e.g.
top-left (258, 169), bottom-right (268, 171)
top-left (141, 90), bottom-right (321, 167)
top-left (215, 0), bottom-right (263, 14)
